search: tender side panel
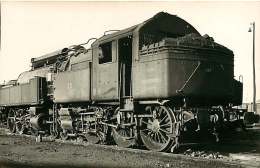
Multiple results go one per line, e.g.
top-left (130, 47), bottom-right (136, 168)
top-left (133, 48), bottom-right (234, 106)
top-left (133, 56), bottom-right (169, 99)
top-left (167, 57), bottom-right (233, 104)
top-left (53, 68), bottom-right (91, 103)
top-left (0, 77), bottom-right (45, 106)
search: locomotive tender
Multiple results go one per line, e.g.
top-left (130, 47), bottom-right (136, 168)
top-left (0, 12), bottom-right (244, 152)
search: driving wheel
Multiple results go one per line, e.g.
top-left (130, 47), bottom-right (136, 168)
top-left (139, 105), bottom-right (177, 152)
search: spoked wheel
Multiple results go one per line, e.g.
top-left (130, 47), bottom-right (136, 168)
top-left (139, 105), bottom-right (177, 152)
top-left (16, 121), bottom-right (25, 135)
top-left (84, 132), bottom-right (100, 144)
top-left (112, 107), bottom-right (136, 148)
top-left (7, 111), bottom-right (16, 133)
top-left (81, 118), bottom-right (104, 144)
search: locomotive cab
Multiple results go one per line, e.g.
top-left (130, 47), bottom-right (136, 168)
top-left (91, 12), bottom-right (240, 108)
top-left (92, 33), bottom-right (133, 101)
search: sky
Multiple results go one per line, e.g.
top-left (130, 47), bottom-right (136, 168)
top-left (0, 1), bottom-right (259, 103)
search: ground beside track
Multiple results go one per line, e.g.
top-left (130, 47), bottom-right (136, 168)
top-left (0, 125), bottom-right (260, 168)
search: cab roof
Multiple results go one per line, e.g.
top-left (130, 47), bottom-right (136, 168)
top-left (92, 12), bottom-right (200, 46)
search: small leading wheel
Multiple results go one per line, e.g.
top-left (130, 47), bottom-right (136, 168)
top-left (139, 105), bottom-right (177, 152)
top-left (112, 107), bottom-right (136, 148)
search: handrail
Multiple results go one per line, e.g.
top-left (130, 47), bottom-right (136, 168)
top-left (78, 38), bottom-right (97, 46)
top-left (176, 61), bottom-right (201, 94)
top-left (104, 30), bottom-right (120, 36)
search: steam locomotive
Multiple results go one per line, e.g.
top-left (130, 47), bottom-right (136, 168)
top-left (0, 12), bottom-right (247, 152)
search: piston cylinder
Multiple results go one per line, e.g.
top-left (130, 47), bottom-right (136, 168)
top-left (60, 120), bottom-right (73, 130)
top-left (30, 113), bottom-right (46, 129)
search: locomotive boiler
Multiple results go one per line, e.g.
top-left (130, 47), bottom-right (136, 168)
top-left (0, 12), bottom-right (248, 152)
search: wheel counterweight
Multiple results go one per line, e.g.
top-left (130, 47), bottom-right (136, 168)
top-left (112, 107), bottom-right (136, 148)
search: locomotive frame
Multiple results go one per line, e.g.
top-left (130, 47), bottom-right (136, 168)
top-left (0, 12), bottom-right (247, 152)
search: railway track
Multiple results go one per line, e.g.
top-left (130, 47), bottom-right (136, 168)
top-left (1, 126), bottom-right (260, 168)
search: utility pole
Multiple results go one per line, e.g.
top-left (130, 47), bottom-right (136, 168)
top-left (249, 22), bottom-right (256, 112)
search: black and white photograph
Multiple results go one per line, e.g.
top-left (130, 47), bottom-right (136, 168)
top-left (0, 1), bottom-right (260, 168)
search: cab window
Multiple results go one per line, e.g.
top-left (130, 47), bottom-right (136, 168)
top-left (99, 42), bottom-right (112, 64)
